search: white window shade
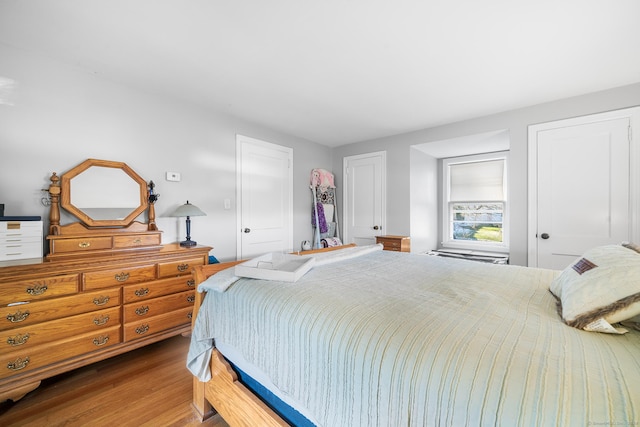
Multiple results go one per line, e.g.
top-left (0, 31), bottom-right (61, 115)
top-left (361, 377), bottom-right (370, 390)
top-left (449, 159), bottom-right (505, 201)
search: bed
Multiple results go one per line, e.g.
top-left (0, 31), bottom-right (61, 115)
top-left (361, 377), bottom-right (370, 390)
top-left (187, 244), bottom-right (640, 426)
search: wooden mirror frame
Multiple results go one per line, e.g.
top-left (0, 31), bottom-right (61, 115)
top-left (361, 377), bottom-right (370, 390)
top-left (60, 159), bottom-right (148, 227)
top-left (47, 159), bottom-right (160, 260)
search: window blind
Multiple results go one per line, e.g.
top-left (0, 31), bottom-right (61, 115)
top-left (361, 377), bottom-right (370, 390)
top-left (449, 159), bottom-right (505, 201)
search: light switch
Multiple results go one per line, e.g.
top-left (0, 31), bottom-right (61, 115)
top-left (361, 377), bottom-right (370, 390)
top-left (166, 172), bottom-right (181, 182)
top-left (224, 199), bottom-right (231, 210)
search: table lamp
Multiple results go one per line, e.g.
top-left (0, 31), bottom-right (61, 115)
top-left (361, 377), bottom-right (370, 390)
top-left (169, 201), bottom-right (206, 247)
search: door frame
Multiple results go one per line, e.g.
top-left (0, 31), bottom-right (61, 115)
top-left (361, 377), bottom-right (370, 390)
top-left (342, 151), bottom-right (387, 245)
top-left (236, 134), bottom-right (293, 259)
top-left (527, 107), bottom-right (640, 267)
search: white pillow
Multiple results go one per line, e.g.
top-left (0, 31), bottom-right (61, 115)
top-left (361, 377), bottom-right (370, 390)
top-left (549, 244), bottom-right (640, 331)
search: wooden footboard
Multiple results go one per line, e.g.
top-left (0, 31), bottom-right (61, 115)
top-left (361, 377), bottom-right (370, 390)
top-left (190, 260), bottom-right (286, 425)
top-left (194, 348), bottom-right (288, 426)
top-left (190, 245), bottom-right (355, 425)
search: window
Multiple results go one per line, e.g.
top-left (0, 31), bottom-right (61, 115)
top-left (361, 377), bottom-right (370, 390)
top-left (442, 152), bottom-right (508, 251)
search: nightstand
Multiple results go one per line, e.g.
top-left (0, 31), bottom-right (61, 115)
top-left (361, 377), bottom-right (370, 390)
top-left (375, 235), bottom-right (410, 252)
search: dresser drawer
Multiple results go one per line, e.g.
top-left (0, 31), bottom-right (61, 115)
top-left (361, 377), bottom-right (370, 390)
top-left (157, 257), bottom-right (205, 278)
top-left (375, 235), bottom-right (410, 252)
top-left (0, 306), bottom-right (120, 354)
top-left (0, 287), bottom-right (120, 331)
top-left (0, 221), bottom-right (42, 235)
top-left (123, 306), bottom-right (192, 341)
top-left (0, 325), bottom-right (121, 379)
top-left (83, 264), bottom-right (156, 290)
top-left (51, 236), bottom-right (113, 254)
top-left (0, 273), bottom-right (79, 305)
top-left (122, 276), bottom-right (196, 303)
top-left (0, 235), bottom-right (42, 245)
top-left (123, 290), bottom-right (195, 323)
top-left (113, 233), bottom-right (161, 249)
top-left (0, 243), bottom-right (43, 261)
top-left (381, 241), bottom-right (403, 250)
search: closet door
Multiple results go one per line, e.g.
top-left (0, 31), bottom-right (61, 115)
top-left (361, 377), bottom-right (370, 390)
top-left (528, 108), bottom-right (639, 269)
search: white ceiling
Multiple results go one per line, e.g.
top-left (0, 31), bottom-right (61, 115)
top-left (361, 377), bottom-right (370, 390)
top-left (1, 1), bottom-right (639, 147)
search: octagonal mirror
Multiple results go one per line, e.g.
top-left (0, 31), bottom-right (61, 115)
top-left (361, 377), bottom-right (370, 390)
top-left (60, 159), bottom-right (148, 227)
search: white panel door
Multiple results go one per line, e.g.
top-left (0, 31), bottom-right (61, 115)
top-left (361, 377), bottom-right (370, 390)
top-left (343, 151), bottom-right (386, 245)
top-left (529, 113), bottom-right (634, 269)
top-left (236, 135), bottom-right (293, 259)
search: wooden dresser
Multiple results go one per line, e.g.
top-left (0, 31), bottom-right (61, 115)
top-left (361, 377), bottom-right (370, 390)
top-left (375, 235), bottom-right (411, 252)
top-left (0, 158), bottom-right (215, 402)
top-left (0, 243), bottom-right (210, 402)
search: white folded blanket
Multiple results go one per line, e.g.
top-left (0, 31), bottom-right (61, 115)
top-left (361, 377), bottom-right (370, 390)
top-left (197, 244), bottom-right (384, 293)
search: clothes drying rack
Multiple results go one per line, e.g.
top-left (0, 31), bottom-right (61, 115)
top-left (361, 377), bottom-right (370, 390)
top-left (310, 169), bottom-right (340, 249)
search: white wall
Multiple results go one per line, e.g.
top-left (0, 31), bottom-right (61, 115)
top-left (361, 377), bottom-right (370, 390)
top-left (333, 83), bottom-right (640, 266)
top-left (409, 147), bottom-right (437, 253)
top-left (4, 40), bottom-right (640, 266)
top-left (0, 43), bottom-right (332, 262)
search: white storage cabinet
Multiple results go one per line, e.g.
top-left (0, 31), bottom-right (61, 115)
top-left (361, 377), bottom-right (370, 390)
top-left (0, 220), bottom-right (43, 261)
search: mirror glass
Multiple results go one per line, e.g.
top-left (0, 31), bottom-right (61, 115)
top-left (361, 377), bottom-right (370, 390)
top-left (61, 159), bottom-right (148, 227)
top-left (70, 166), bottom-right (141, 220)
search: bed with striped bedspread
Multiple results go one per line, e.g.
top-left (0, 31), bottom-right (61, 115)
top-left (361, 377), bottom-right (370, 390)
top-left (188, 245), bottom-right (640, 426)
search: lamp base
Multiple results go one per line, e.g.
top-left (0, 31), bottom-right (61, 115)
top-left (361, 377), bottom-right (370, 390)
top-left (179, 239), bottom-right (197, 248)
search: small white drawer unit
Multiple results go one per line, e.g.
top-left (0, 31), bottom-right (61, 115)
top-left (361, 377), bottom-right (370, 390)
top-left (0, 220), bottom-right (43, 261)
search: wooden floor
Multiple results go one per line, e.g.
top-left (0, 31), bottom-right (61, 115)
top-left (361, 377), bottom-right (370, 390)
top-left (0, 335), bottom-right (229, 427)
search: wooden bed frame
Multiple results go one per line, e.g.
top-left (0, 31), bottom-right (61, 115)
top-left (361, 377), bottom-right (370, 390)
top-left (190, 244), bottom-right (356, 426)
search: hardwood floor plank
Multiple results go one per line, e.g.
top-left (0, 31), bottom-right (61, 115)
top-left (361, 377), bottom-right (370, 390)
top-left (0, 335), bottom-right (228, 427)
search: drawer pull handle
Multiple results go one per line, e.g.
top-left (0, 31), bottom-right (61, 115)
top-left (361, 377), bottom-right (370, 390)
top-left (135, 324), bottom-right (149, 335)
top-left (93, 296), bottom-right (110, 306)
top-left (177, 263), bottom-right (189, 272)
top-left (6, 310), bottom-right (30, 323)
top-left (7, 357), bottom-right (30, 371)
top-left (187, 311), bottom-right (193, 319)
top-left (135, 288), bottom-right (149, 297)
top-left (135, 306), bottom-right (149, 316)
top-left (26, 284), bottom-right (48, 296)
top-left (93, 315), bottom-right (110, 326)
top-left (187, 295), bottom-right (195, 303)
top-left (78, 241), bottom-right (91, 248)
top-left (186, 279), bottom-right (195, 287)
top-left (7, 333), bottom-right (30, 346)
top-left (133, 238), bottom-right (142, 244)
top-left (93, 335), bottom-right (109, 346)
top-left (114, 272), bottom-right (130, 282)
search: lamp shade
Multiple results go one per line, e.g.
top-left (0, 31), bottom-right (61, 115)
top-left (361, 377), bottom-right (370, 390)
top-left (169, 201), bottom-right (206, 217)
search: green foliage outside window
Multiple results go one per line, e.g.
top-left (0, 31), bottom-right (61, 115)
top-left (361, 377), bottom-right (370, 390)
top-left (451, 203), bottom-right (503, 243)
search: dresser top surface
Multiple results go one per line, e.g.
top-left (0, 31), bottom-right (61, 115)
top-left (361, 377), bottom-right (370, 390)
top-left (0, 243), bottom-right (212, 280)
top-left (0, 216), bottom-right (42, 222)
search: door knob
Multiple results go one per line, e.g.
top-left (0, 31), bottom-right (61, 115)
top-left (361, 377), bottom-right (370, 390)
top-left (540, 233), bottom-right (550, 239)
top-left (373, 225), bottom-right (380, 230)
top-left (243, 228), bottom-right (251, 233)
